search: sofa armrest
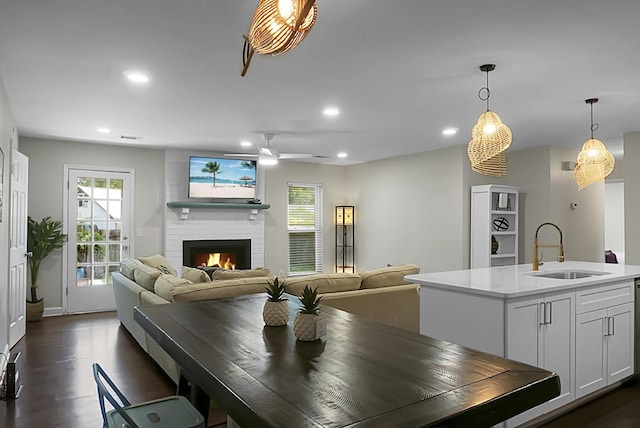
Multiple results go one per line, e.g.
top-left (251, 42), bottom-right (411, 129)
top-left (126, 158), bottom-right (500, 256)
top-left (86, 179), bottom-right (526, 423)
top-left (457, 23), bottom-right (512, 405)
top-left (319, 284), bottom-right (420, 333)
top-left (112, 272), bottom-right (149, 350)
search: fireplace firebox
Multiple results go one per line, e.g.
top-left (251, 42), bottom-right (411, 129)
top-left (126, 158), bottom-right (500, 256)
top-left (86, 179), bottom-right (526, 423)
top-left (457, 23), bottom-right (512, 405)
top-left (183, 239), bottom-right (251, 270)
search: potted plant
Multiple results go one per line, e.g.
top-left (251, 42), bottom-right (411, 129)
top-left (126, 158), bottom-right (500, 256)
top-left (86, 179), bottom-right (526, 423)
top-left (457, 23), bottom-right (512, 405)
top-left (293, 285), bottom-right (326, 341)
top-left (263, 277), bottom-right (289, 326)
top-left (27, 216), bottom-right (67, 321)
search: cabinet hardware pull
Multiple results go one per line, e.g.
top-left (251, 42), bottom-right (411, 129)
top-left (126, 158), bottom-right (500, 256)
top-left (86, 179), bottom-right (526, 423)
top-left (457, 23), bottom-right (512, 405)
top-left (610, 316), bottom-right (615, 336)
top-left (547, 302), bottom-right (552, 325)
top-left (539, 302), bottom-right (546, 326)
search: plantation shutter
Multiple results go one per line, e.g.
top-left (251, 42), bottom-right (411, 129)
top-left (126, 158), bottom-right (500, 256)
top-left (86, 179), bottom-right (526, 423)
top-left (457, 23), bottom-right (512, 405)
top-left (287, 183), bottom-right (323, 275)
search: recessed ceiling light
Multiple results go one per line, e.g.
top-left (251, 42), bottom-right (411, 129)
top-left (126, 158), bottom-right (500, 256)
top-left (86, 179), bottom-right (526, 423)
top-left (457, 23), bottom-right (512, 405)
top-left (337, 152), bottom-right (348, 158)
top-left (442, 128), bottom-right (458, 136)
top-left (240, 140), bottom-right (252, 147)
top-left (323, 106), bottom-right (340, 117)
top-left (123, 70), bottom-right (150, 83)
top-left (96, 127), bottom-right (111, 134)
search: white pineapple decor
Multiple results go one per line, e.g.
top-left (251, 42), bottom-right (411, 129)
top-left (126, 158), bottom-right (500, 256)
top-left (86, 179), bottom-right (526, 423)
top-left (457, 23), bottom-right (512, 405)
top-left (263, 277), bottom-right (289, 326)
top-left (293, 285), bottom-right (326, 341)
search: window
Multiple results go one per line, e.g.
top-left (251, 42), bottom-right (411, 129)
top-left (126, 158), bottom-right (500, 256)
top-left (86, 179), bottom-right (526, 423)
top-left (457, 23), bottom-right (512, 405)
top-left (287, 183), bottom-right (323, 275)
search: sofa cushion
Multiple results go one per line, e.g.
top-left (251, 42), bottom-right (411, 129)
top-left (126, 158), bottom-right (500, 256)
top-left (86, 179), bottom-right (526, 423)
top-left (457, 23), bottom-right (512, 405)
top-left (212, 267), bottom-right (270, 280)
top-left (133, 264), bottom-right (163, 291)
top-left (359, 264), bottom-right (420, 289)
top-left (181, 266), bottom-right (211, 283)
top-left (171, 276), bottom-right (272, 302)
top-left (284, 273), bottom-right (361, 296)
top-left (120, 258), bottom-right (143, 280)
top-left (154, 274), bottom-right (193, 301)
top-left (139, 254), bottom-right (177, 276)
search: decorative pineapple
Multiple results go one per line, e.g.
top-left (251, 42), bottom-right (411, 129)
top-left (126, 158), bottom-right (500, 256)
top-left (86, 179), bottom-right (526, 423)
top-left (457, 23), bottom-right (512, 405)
top-left (293, 285), bottom-right (326, 341)
top-left (263, 277), bottom-right (289, 326)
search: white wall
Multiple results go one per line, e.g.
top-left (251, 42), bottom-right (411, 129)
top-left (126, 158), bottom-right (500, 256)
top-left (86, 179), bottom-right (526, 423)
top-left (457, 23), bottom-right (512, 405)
top-left (623, 132), bottom-right (640, 265)
top-left (0, 73), bottom-right (17, 370)
top-left (19, 138), bottom-right (165, 310)
top-left (344, 146), bottom-right (468, 273)
top-left (605, 181), bottom-right (624, 262)
top-left (264, 162), bottom-right (347, 275)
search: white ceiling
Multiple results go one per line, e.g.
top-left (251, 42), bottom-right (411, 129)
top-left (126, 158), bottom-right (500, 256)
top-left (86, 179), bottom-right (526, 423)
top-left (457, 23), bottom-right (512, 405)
top-left (1, 0), bottom-right (639, 165)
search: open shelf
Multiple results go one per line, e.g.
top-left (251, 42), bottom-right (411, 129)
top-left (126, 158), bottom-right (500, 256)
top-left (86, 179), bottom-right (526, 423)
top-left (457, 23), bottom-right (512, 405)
top-left (167, 201), bottom-right (270, 210)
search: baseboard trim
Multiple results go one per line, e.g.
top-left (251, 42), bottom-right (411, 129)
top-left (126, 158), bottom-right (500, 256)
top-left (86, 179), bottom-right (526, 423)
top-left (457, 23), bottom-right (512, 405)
top-left (43, 306), bottom-right (64, 317)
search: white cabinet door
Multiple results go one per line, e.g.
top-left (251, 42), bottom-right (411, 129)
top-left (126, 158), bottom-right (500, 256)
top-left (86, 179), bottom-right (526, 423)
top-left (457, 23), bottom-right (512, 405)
top-left (575, 309), bottom-right (607, 399)
top-left (606, 302), bottom-right (634, 384)
top-left (506, 291), bottom-right (574, 427)
top-left (576, 302), bottom-right (634, 399)
top-left (542, 292), bottom-right (575, 411)
top-left (506, 297), bottom-right (543, 427)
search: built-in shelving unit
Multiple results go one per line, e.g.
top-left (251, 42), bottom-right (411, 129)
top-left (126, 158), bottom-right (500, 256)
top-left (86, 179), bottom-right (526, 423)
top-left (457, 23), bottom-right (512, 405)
top-left (471, 184), bottom-right (519, 268)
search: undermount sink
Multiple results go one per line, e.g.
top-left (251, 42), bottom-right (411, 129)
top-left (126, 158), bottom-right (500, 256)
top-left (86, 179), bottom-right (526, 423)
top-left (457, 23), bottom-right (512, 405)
top-left (530, 270), bottom-right (610, 280)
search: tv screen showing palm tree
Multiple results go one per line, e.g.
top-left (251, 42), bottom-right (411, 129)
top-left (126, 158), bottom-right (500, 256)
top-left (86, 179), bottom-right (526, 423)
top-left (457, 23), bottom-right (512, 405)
top-left (188, 156), bottom-right (257, 200)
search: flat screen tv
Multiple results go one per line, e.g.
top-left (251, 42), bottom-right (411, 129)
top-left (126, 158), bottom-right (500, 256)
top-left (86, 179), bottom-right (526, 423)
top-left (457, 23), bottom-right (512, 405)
top-left (188, 156), bottom-right (257, 200)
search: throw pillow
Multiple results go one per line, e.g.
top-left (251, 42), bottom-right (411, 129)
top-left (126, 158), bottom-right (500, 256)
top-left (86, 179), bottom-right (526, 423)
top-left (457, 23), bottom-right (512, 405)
top-left (133, 264), bottom-right (163, 291)
top-left (155, 274), bottom-right (193, 301)
top-left (139, 254), bottom-right (177, 276)
top-left (120, 258), bottom-right (143, 280)
top-left (359, 264), bottom-right (420, 289)
top-left (181, 266), bottom-right (211, 283)
top-left (212, 267), bottom-right (270, 280)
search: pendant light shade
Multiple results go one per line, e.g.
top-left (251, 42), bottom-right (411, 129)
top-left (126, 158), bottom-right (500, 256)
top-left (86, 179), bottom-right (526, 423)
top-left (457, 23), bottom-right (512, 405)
top-left (574, 99), bottom-right (615, 190)
top-left (242, 0), bottom-right (317, 76)
top-left (467, 64), bottom-right (512, 177)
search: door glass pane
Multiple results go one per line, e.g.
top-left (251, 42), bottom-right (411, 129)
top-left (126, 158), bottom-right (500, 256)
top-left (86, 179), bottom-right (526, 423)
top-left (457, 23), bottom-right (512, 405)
top-left (73, 174), bottom-right (126, 288)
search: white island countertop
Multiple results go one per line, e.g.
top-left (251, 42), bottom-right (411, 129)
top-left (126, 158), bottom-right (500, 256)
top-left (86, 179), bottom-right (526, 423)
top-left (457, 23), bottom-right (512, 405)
top-left (406, 261), bottom-right (640, 299)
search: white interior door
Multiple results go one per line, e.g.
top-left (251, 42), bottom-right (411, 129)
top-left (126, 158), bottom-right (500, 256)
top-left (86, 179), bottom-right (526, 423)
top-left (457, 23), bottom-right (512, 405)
top-left (9, 150), bottom-right (28, 348)
top-left (66, 168), bottom-right (132, 313)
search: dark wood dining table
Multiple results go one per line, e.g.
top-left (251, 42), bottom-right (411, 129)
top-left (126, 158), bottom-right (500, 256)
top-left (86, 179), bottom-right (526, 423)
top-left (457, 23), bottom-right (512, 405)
top-left (134, 294), bottom-right (560, 427)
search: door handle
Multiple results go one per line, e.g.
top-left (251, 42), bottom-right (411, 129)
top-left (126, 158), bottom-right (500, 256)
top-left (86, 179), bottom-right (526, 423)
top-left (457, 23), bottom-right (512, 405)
top-left (25, 251), bottom-right (33, 258)
top-left (122, 245), bottom-right (129, 251)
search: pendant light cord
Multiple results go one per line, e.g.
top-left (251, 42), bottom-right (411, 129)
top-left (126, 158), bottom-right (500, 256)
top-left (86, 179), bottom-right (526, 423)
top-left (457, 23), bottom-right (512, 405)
top-left (478, 68), bottom-right (491, 111)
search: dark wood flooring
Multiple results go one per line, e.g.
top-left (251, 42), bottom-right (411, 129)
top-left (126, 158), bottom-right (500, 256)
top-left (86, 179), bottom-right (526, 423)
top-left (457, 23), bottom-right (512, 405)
top-left (1, 311), bottom-right (639, 427)
top-left (0, 312), bottom-right (226, 428)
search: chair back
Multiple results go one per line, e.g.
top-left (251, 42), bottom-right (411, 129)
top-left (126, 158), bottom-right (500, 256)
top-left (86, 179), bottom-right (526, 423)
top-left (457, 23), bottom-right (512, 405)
top-left (92, 363), bottom-right (139, 428)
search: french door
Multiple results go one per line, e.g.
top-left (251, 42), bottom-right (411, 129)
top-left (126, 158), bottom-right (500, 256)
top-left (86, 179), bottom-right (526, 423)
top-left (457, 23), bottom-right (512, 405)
top-left (65, 167), bottom-right (132, 313)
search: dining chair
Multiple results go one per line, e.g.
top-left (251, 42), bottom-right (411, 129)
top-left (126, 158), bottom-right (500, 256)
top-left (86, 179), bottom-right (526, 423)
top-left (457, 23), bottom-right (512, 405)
top-left (92, 363), bottom-right (205, 428)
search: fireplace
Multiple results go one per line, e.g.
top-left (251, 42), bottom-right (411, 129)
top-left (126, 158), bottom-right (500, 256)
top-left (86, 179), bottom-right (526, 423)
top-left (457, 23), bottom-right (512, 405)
top-left (183, 239), bottom-right (251, 270)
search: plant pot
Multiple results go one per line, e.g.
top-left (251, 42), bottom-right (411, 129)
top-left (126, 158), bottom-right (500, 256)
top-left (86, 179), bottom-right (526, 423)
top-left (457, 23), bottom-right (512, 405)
top-left (26, 299), bottom-right (44, 322)
top-left (263, 300), bottom-right (290, 326)
top-left (293, 313), bottom-right (326, 341)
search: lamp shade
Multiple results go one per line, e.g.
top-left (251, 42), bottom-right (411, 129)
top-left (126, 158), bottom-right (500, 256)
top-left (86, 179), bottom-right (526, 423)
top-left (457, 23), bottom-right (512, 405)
top-left (574, 138), bottom-right (615, 190)
top-left (467, 111), bottom-right (512, 177)
top-left (247, 0), bottom-right (317, 56)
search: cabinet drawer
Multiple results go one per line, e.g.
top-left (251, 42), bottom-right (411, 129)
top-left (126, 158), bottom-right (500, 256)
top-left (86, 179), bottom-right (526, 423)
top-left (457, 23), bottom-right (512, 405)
top-left (576, 281), bottom-right (634, 314)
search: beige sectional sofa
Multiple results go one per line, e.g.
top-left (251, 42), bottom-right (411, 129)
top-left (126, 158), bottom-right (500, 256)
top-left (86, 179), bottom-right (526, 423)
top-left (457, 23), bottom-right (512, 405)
top-left (112, 254), bottom-right (420, 383)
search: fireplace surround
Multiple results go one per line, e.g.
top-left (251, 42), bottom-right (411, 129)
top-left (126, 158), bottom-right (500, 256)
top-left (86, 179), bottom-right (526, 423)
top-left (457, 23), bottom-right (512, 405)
top-left (183, 239), bottom-right (251, 270)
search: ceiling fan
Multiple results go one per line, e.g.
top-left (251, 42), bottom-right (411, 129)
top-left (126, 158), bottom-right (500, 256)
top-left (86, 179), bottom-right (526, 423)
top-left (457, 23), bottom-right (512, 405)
top-left (224, 133), bottom-right (314, 165)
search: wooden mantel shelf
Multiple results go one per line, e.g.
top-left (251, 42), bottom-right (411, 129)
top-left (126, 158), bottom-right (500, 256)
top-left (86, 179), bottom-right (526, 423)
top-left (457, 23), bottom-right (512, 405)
top-left (166, 201), bottom-right (270, 210)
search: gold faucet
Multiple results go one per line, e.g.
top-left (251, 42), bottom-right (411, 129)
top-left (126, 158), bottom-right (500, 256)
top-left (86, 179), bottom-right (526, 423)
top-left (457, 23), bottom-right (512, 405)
top-left (533, 222), bottom-right (565, 271)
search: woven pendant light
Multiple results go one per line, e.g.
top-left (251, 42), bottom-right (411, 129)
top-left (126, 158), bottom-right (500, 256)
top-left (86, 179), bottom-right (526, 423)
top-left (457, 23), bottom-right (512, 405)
top-left (241, 0), bottom-right (317, 76)
top-left (574, 99), bottom-right (615, 190)
top-left (467, 64), bottom-right (512, 177)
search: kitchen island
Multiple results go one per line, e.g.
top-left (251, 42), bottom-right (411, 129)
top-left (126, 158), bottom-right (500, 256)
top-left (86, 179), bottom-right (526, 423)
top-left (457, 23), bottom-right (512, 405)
top-left (406, 261), bottom-right (640, 427)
